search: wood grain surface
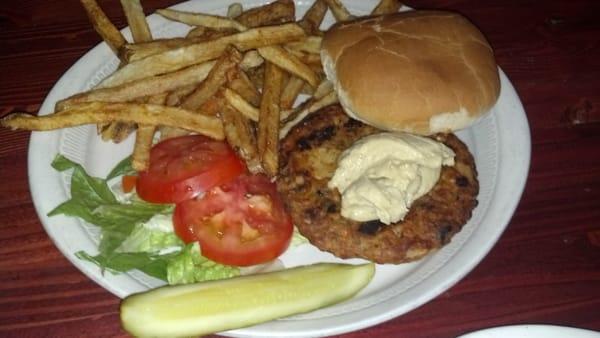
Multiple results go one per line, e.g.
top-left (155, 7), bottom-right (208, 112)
top-left (1, 1), bottom-right (599, 337)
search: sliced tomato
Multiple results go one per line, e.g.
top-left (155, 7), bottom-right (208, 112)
top-left (136, 135), bottom-right (246, 204)
top-left (121, 175), bottom-right (137, 193)
top-left (173, 174), bottom-right (293, 266)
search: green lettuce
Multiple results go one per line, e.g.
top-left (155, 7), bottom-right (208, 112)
top-left (118, 219), bottom-right (183, 253)
top-left (167, 243), bottom-right (239, 285)
top-left (50, 154), bottom-right (239, 284)
top-left (48, 155), bottom-right (172, 254)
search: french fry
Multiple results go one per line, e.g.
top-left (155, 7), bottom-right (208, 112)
top-left (1, 102), bottom-right (224, 140)
top-left (285, 48), bottom-right (322, 68)
top-left (371, 0), bottom-right (402, 15)
top-left (56, 61), bottom-right (215, 111)
top-left (104, 0), bottom-right (153, 142)
top-left (131, 94), bottom-right (166, 171)
top-left (280, 90), bottom-right (338, 138)
top-left (98, 23), bottom-right (305, 88)
top-left (285, 36), bottom-right (322, 54)
top-left (240, 50), bottom-right (264, 70)
top-left (132, 124), bottom-right (154, 170)
top-left (120, 0), bottom-right (152, 42)
top-left (156, 8), bottom-right (246, 31)
top-left (222, 87), bottom-right (259, 122)
top-left (280, 76), bottom-right (304, 109)
top-left (258, 62), bottom-right (284, 176)
top-left (165, 84), bottom-right (196, 106)
top-left (257, 45), bottom-right (319, 87)
top-left (313, 79), bottom-right (334, 99)
top-left (98, 116), bottom-right (136, 142)
top-left (181, 46), bottom-right (243, 111)
top-left (227, 68), bottom-right (261, 106)
top-left (219, 100), bottom-right (263, 174)
top-left (227, 3), bottom-right (243, 19)
top-left (80, 0), bottom-right (127, 56)
top-left (323, 0), bottom-right (355, 22)
top-left (121, 38), bottom-right (190, 62)
top-left (298, 0), bottom-right (328, 35)
top-left (186, 26), bottom-right (206, 38)
top-left (236, 0), bottom-right (295, 27)
top-left (159, 125), bottom-right (189, 140)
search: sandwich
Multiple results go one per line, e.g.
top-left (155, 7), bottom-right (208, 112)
top-left (277, 10), bottom-right (500, 264)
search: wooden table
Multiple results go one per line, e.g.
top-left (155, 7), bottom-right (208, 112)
top-left (1, 1), bottom-right (599, 337)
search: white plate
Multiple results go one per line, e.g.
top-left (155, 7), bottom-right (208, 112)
top-left (27, 1), bottom-right (531, 337)
top-left (458, 325), bottom-right (600, 338)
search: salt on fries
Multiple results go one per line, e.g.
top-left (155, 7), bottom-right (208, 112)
top-left (1, 0), bottom-right (403, 174)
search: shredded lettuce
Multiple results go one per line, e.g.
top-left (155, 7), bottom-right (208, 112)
top-left (117, 218), bottom-right (183, 254)
top-left (167, 243), bottom-right (239, 285)
top-left (49, 154), bottom-right (239, 284)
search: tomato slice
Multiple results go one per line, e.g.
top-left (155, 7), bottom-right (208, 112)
top-left (136, 135), bottom-right (246, 204)
top-left (121, 175), bottom-right (137, 193)
top-left (173, 174), bottom-right (293, 266)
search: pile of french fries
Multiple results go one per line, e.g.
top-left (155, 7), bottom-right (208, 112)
top-left (1, 0), bottom-right (402, 176)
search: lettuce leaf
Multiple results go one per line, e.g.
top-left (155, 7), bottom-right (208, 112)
top-left (106, 155), bottom-right (136, 180)
top-left (118, 218), bottom-right (183, 253)
top-left (167, 243), bottom-right (239, 285)
top-left (50, 154), bottom-right (239, 285)
top-left (75, 251), bottom-right (176, 281)
top-left (48, 154), bottom-right (171, 255)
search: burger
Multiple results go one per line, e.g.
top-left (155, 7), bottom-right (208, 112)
top-left (277, 10), bottom-right (500, 264)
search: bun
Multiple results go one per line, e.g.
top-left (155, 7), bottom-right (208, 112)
top-left (321, 11), bottom-right (501, 135)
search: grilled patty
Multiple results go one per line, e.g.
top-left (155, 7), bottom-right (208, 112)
top-left (277, 104), bottom-right (479, 263)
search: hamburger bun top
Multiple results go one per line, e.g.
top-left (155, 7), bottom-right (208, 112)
top-left (321, 10), bottom-right (501, 135)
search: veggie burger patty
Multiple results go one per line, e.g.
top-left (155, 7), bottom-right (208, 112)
top-left (277, 104), bottom-right (479, 264)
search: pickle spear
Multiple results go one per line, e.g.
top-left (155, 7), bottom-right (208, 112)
top-left (120, 263), bottom-right (375, 337)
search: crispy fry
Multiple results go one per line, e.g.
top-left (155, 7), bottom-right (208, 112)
top-left (227, 68), bottom-right (261, 106)
top-left (99, 118), bottom-right (136, 142)
top-left (165, 84), bottom-right (196, 106)
top-left (2, 102), bottom-right (224, 140)
top-left (219, 100), bottom-right (262, 174)
top-left (57, 61), bottom-right (216, 111)
top-left (240, 50), bottom-right (264, 70)
top-left (198, 96), bottom-right (221, 116)
top-left (121, 38), bottom-right (190, 62)
top-left (80, 0), bottom-right (127, 56)
top-left (131, 94), bottom-right (166, 171)
top-left (222, 87), bottom-right (259, 122)
top-left (258, 62), bottom-right (284, 176)
top-left (285, 48), bottom-right (322, 68)
top-left (227, 3), bottom-right (243, 19)
top-left (313, 79), bottom-right (334, 99)
top-left (186, 26), bottom-right (205, 38)
top-left (371, 0), bottom-right (402, 15)
top-left (105, 0), bottom-right (153, 142)
top-left (280, 90), bottom-right (338, 137)
top-left (298, 0), bottom-right (328, 35)
top-left (246, 65), bottom-right (264, 92)
top-left (257, 45), bottom-right (319, 87)
top-left (280, 76), bottom-right (304, 109)
top-left (120, 0), bottom-right (152, 42)
top-left (99, 23), bottom-right (305, 88)
top-left (236, 0), bottom-right (295, 27)
top-left (159, 126), bottom-right (189, 140)
top-left (285, 36), bottom-right (322, 54)
top-left (156, 8), bottom-right (246, 31)
top-left (181, 46), bottom-right (243, 111)
top-left (323, 0), bottom-right (355, 22)
top-left (132, 124), bottom-right (154, 170)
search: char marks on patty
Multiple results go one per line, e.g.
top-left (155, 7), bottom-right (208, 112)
top-left (277, 104), bottom-right (479, 263)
